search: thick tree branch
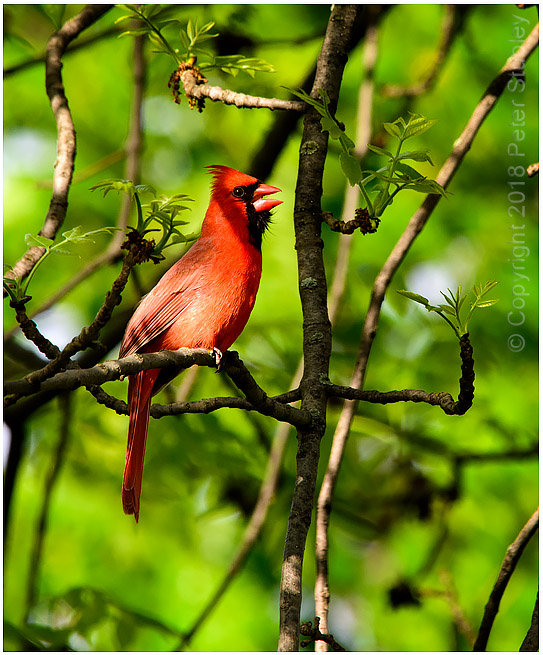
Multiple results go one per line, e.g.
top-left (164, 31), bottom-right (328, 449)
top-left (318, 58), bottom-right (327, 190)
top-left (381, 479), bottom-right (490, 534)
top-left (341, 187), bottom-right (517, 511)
top-left (4, 5), bottom-right (113, 289)
top-left (279, 5), bottom-right (360, 651)
top-left (315, 20), bottom-right (379, 649)
top-left (473, 508), bottom-right (539, 651)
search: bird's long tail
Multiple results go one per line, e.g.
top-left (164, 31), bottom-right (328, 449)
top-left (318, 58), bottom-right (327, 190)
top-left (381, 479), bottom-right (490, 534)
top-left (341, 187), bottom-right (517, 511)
top-left (123, 368), bottom-right (160, 522)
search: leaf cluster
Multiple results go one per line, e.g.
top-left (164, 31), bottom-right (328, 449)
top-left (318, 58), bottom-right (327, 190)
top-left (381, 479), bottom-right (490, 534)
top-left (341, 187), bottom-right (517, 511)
top-left (290, 88), bottom-right (447, 220)
top-left (117, 6), bottom-right (274, 77)
top-left (90, 179), bottom-right (196, 262)
top-left (3, 226), bottom-right (119, 304)
top-left (397, 281), bottom-right (499, 339)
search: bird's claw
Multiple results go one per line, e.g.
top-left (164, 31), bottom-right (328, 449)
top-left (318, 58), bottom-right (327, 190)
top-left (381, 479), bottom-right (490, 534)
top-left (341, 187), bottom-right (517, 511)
top-left (211, 347), bottom-right (223, 370)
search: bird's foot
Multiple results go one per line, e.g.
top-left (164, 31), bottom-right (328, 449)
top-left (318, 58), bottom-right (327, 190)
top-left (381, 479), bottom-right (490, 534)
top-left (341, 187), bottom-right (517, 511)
top-left (211, 347), bottom-right (223, 370)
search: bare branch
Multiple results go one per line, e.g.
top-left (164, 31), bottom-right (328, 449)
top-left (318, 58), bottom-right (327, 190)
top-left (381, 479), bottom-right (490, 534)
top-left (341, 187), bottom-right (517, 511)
top-left (179, 67), bottom-right (305, 112)
top-left (300, 617), bottom-right (346, 652)
top-left (473, 508), bottom-right (539, 651)
top-left (4, 5), bottom-right (113, 289)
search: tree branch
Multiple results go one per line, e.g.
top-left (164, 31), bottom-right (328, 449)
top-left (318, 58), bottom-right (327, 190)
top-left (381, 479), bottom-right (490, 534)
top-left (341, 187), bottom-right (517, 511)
top-left (6, 349), bottom-right (310, 428)
top-left (278, 5), bottom-right (360, 651)
top-left (179, 67), bottom-right (306, 112)
top-left (473, 508), bottom-right (539, 651)
top-left (326, 333), bottom-right (474, 415)
top-left (4, 4), bottom-right (113, 289)
top-left (315, 18), bottom-right (379, 649)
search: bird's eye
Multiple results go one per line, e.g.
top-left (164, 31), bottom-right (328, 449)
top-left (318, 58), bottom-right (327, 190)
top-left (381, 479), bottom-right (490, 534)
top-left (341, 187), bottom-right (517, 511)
top-left (232, 186), bottom-right (245, 199)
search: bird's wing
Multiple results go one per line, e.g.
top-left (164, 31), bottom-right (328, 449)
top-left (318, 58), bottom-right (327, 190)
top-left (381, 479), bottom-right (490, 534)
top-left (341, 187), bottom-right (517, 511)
top-left (119, 260), bottom-right (204, 358)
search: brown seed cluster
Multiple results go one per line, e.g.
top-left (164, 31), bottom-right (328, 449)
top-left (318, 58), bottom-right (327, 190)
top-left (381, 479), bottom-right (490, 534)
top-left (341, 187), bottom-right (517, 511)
top-left (168, 63), bottom-right (207, 111)
top-left (355, 207), bottom-right (381, 234)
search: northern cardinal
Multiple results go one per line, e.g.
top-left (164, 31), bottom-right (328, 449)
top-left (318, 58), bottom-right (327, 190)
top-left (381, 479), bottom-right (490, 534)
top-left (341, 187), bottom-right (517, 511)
top-left (119, 165), bottom-right (282, 521)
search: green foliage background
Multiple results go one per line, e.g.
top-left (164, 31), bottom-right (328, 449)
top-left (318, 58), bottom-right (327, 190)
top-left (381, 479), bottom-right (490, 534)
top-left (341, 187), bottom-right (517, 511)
top-left (4, 4), bottom-right (538, 651)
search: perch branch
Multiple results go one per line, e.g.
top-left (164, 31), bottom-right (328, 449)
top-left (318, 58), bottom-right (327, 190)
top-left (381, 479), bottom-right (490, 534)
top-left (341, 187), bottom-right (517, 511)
top-left (4, 4), bottom-right (113, 289)
top-left (473, 508), bottom-right (539, 651)
top-left (5, 349), bottom-right (310, 427)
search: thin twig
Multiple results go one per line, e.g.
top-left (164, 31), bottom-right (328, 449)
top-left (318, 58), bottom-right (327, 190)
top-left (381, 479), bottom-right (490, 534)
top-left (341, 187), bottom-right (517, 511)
top-left (473, 508), bottom-right (539, 651)
top-left (326, 333), bottom-right (474, 415)
top-left (300, 617), bottom-right (346, 652)
top-left (313, 21), bottom-right (539, 650)
top-left (24, 393), bottom-right (72, 623)
top-left (4, 5), bottom-right (113, 290)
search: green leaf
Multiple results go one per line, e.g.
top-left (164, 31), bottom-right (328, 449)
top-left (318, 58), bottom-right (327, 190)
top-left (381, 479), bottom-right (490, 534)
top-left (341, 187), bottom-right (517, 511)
top-left (401, 179), bottom-right (448, 196)
top-left (394, 162), bottom-right (424, 180)
top-left (475, 298), bottom-right (499, 308)
top-left (320, 115), bottom-right (343, 140)
top-left (25, 234), bottom-right (54, 248)
top-left (404, 117), bottom-right (437, 140)
top-left (397, 149), bottom-right (434, 165)
top-left (396, 290), bottom-right (430, 307)
top-left (340, 152), bottom-right (362, 186)
top-left (367, 144), bottom-right (393, 159)
top-left (383, 122), bottom-right (402, 139)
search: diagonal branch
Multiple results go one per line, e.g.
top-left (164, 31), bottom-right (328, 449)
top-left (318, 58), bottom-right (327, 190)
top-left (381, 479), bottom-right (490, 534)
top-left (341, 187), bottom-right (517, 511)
top-left (313, 20), bottom-right (539, 648)
top-left (473, 508), bottom-right (539, 651)
top-left (4, 4), bottom-right (113, 289)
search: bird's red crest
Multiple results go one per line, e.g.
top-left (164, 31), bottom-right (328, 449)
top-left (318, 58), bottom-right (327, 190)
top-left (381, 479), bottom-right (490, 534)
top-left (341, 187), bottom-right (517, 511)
top-left (206, 165), bottom-right (260, 195)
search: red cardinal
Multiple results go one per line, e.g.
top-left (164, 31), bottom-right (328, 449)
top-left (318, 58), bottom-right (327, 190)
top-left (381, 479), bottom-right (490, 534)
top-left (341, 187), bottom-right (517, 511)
top-left (119, 165), bottom-right (282, 521)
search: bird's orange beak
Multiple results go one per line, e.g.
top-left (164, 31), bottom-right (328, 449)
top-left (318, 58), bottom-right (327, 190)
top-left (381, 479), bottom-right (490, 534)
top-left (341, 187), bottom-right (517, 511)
top-left (253, 183), bottom-right (282, 212)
